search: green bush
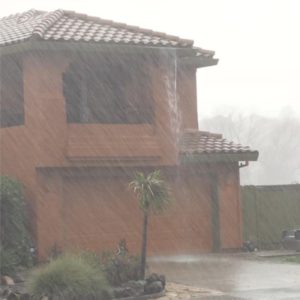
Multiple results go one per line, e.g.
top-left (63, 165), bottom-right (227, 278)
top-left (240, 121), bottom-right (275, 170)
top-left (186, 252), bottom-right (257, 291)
top-left (0, 247), bottom-right (19, 276)
top-left (0, 176), bottom-right (34, 275)
top-left (101, 240), bottom-right (141, 286)
top-left (28, 254), bottom-right (111, 300)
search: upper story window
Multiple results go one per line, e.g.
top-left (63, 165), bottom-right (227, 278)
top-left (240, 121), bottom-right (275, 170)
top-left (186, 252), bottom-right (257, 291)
top-left (63, 53), bottom-right (154, 124)
top-left (0, 54), bottom-right (24, 127)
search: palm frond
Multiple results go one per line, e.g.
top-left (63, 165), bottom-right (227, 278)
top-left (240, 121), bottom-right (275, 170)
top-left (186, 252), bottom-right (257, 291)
top-left (129, 170), bottom-right (170, 214)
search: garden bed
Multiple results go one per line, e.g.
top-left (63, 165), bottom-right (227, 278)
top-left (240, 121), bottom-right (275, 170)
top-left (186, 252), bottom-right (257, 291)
top-left (0, 255), bottom-right (166, 300)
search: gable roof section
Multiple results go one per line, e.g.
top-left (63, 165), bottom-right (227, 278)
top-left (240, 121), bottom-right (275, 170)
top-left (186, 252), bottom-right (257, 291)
top-left (1, 9), bottom-right (195, 48)
top-left (180, 130), bottom-right (259, 162)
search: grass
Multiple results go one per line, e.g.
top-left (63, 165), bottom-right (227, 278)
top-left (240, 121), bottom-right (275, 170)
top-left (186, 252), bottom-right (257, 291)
top-left (279, 255), bottom-right (300, 264)
top-left (28, 253), bottom-right (111, 300)
top-left (264, 254), bottom-right (300, 264)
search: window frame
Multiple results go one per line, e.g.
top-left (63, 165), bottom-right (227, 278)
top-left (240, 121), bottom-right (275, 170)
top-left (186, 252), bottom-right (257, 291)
top-left (0, 53), bottom-right (25, 128)
top-left (63, 52), bottom-right (154, 125)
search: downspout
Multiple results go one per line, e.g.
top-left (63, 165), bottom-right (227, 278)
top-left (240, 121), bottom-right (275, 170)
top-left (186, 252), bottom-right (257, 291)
top-left (238, 160), bottom-right (249, 247)
top-left (210, 173), bottom-right (221, 252)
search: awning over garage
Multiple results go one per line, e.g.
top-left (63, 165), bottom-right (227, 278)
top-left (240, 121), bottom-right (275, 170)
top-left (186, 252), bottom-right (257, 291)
top-left (180, 130), bottom-right (259, 163)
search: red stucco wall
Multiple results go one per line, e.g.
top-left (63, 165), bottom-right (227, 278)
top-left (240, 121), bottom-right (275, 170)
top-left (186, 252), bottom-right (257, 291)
top-left (0, 49), bottom-right (243, 259)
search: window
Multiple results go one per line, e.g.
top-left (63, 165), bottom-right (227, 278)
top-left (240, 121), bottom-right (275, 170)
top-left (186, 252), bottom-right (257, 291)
top-left (0, 54), bottom-right (24, 127)
top-left (63, 53), bottom-right (154, 124)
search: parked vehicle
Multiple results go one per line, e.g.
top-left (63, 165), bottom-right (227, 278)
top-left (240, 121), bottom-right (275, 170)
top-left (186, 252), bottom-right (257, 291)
top-left (281, 229), bottom-right (300, 251)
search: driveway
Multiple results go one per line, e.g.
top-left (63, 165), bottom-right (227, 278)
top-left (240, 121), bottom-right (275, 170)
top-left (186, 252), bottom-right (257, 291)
top-left (148, 253), bottom-right (300, 299)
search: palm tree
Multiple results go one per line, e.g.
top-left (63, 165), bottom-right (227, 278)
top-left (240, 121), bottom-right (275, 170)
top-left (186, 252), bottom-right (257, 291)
top-left (129, 170), bottom-right (170, 279)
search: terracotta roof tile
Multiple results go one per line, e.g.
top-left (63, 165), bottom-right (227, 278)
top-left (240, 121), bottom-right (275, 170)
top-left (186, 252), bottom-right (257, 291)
top-left (180, 130), bottom-right (257, 156)
top-left (0, 9), bottom-right (200, 49)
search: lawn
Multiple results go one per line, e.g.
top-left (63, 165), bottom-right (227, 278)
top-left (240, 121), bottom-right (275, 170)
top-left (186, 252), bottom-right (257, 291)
top-left (266, 254), bottom-right (300, 264)
top-left (280, 255), bottom-right (300, 264)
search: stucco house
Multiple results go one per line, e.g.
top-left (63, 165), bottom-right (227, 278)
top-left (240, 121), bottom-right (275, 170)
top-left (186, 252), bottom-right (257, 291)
top-left (0, 10), bottom-right (258, 260)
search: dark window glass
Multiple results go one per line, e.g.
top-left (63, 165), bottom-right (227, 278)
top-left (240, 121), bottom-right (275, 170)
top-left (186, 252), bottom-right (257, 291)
top-left (63, 53), bottom-right (154, 124)
top-left (0, 54), bottom-right (24, 127)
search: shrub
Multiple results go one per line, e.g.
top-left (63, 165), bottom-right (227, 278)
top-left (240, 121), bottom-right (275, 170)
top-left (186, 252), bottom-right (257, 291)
top-left (0, 247), bottom-right (19, 276)
top-left (79, 251), bottom-right (102, 269)
top-left (0, 176), bottom-right (34, 275)
top-left (101, 240), bottom-right (141, 286)
top-left (28, 253), bottom-right (111, 300)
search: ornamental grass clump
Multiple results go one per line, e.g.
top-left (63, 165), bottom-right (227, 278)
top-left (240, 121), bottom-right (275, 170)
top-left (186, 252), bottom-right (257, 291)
top-left (28, 253), bottom-right (111, 300)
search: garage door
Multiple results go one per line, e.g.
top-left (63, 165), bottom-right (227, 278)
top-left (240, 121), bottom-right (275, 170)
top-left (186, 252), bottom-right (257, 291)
top-left (62, 174), bottom-right (213, 255)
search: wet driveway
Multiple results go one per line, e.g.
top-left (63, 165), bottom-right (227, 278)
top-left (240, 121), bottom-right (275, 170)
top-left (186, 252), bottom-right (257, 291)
top-left (148, 253), bottom-right (300, 299)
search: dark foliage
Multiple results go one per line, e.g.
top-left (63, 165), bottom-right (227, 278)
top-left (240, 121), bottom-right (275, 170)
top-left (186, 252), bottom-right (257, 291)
top-left (0, 176), bottom-right (34, 275)
top-left (101, 240), bottom-right (142, 286)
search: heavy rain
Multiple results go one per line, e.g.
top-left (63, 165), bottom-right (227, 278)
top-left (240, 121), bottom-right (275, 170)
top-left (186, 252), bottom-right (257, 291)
top-left (0, 1), bottom-right (300, 300)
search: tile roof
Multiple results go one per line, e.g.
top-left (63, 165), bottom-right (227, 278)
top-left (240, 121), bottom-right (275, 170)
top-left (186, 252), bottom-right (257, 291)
top-left (0, 9), bottom-right (205, 50)
top-left (180, 130), bottom-right (258, 158)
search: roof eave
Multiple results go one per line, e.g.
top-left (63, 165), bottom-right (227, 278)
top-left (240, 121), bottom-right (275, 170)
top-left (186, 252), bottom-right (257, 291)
top-left (179, 55), bottom-right (219, 68)
top-left (0, 39), bottom-right (195, 56)
top-left (180, 151), bottom-right (259, 164)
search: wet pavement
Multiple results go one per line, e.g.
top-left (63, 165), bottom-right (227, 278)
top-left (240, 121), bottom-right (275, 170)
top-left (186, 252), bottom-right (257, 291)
top-left (148, 253), bottom-right (300, 299)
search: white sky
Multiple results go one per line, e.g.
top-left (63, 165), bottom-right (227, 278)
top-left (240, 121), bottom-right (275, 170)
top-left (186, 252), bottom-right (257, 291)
top-left (1, 0), bottom-right (300, 119)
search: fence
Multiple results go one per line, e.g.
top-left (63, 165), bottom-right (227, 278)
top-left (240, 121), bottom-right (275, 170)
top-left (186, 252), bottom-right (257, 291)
top-left (241, 184), bottom-right (300, 249)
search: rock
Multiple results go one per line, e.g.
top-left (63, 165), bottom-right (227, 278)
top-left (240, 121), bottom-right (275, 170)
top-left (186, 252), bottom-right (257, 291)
top-left (14, 273), bottom-right (25, 283)
top-left (113, 286), bottom-right (135, 298)
top-left (123, 280), bottom-right (146, 296)
top-left (146, 273), bottom-right (166, 289)
top-left (20, 293), bottom-right (31, 300)
top-left (1, 276), bottom-right (15, 286)
top-left (158, 275), bottom-right (166, 288)
top-left (125, 280), bottom-right (146, 288)
top-left (144, 280), bottom-right (163, 294)
top-left (7, 292), bottom-right (19, 300)
top-left (1, 288), bottom-right (11, 297)
top-left (146, 273), bottom-right (160, 284)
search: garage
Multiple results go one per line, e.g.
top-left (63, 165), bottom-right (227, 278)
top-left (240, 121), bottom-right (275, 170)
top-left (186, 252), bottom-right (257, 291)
top-left (61, 171), bottom-right (213, 255)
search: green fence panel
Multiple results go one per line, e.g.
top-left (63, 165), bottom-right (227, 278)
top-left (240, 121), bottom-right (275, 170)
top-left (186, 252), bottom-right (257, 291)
top-left (241, 185), bottom-right (300, 249)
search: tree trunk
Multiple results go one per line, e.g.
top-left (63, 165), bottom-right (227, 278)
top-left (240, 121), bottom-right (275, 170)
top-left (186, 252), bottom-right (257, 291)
top-left (140, 212), bottom-right (148, 279)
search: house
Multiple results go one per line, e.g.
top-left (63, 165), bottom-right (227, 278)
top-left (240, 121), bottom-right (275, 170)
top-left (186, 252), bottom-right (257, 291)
top-left (0, 10), bottom-right (258, 260)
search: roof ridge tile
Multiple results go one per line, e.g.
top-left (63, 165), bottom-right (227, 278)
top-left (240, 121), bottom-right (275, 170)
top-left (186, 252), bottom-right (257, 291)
top-left (32, 10), bottom-right (64, 38)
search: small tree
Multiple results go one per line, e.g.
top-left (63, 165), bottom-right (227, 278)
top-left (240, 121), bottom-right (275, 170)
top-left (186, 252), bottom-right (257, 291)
top-left (129, 170), bottom-right (170, 279)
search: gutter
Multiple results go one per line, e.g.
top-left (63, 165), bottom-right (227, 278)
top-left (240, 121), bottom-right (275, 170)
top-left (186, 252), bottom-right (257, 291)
top-left (180, 151), bottom-right (259, 164)
top-left (179, 55), bottom-right (219, 68)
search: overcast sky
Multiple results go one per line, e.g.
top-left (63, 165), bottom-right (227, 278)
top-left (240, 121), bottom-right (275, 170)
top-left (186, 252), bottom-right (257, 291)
top-left (1, 0), bottom-right (300, 119)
